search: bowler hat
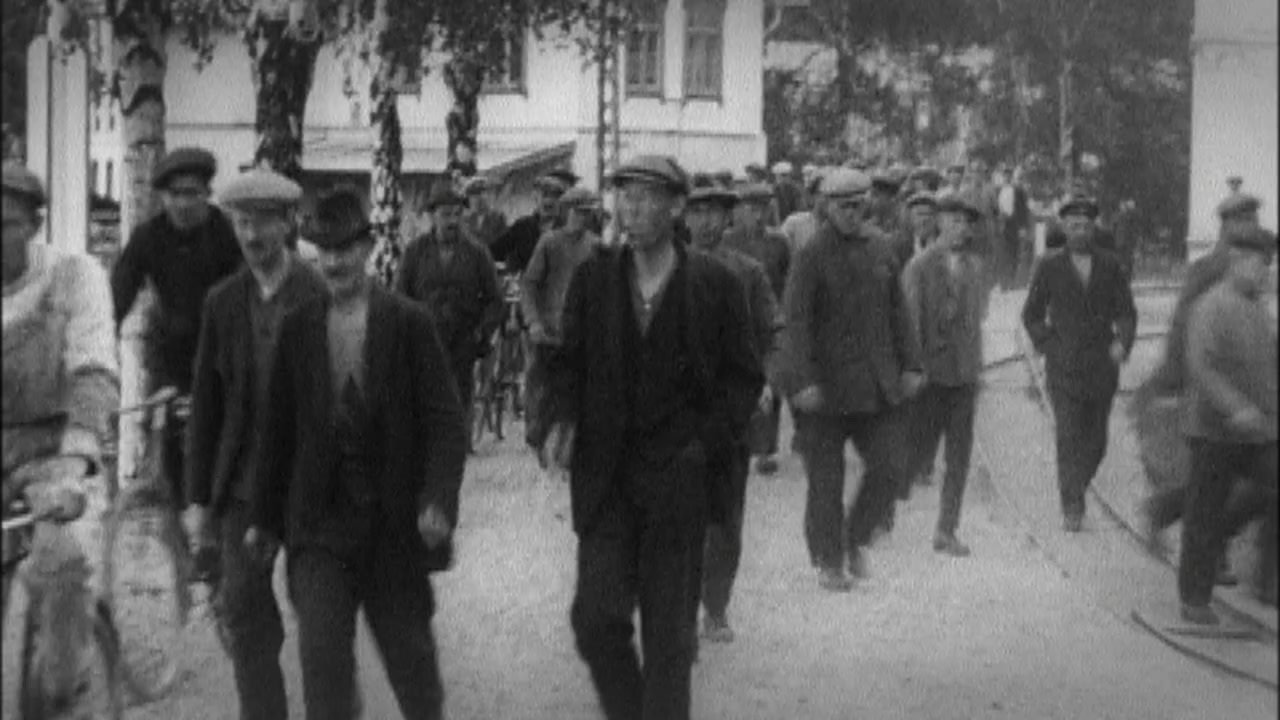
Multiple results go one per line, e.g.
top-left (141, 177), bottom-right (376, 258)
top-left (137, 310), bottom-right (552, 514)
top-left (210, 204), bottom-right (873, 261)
top-left (609, 155), bottom-right (689, 196)
top-left (426, 182), bottom-right (467, 210)
top-left (302, 189), bottom-right (372, 251)
top-left (1, 162), bottom-right (46, 207)
top-left (1225, 227), bottom-right (1277, 256)
top-left (1057, 194), bottom-right (1099, 220)
top-left (218, 168), bottom-right (302, 209)
top-left (687, 185), bottom-right (738, 209)
top-left (153, 147), bottom-right (218, 189)
top-left (1217, 193), bottom-right (1261, 220)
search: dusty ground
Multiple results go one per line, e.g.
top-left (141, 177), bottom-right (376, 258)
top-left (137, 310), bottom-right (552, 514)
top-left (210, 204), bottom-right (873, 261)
top-left (5, 289), bottom-right (1277, 719)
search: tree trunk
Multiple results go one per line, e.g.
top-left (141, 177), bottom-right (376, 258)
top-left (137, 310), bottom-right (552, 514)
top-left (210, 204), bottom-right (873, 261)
top-left (367, 74), bottom-right (403, 286)
top-left (110, 0), bottom-right (168, 486)
top-left (244, 13), bottom-right (321, 182)
top-left (1058, 57), bottom-right (1076, 191)
top-left (444, 55), bottom-right (484, 181)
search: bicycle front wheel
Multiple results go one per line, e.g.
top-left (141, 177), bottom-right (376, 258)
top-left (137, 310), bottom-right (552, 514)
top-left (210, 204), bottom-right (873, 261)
top-left (19, 598), bottom-right (124, 720)
top-left (103, 498), bottom-right (187, 701)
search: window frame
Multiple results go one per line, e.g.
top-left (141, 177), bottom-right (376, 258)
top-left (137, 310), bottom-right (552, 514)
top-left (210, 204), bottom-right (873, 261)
top-left (682, 0), bottom-right (725, 101)
top-left (482, 29), bottom-right (528, 96)
top-left (625, 1), bottom-right (666, 98)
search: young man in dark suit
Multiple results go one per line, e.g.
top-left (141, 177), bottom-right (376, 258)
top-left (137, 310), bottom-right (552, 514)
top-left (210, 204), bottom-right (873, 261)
top-left (184, 169), bottom-right (328, 720)
top-left (542, 155), bottom-right (762, 720)
top-left (1021, 194), bottom-right (1137, 532)
top-left (245, 190), bottom-right (468, 720)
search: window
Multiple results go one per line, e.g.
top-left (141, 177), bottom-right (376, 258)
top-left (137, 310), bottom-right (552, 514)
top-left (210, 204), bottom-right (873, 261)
top-left (626, 1), bottom-right (666, 97)
top-left (683, 0), bottom-right (724, 99)
top-left (105, 160), bottom-right (113, 199)
top-left (483, 31), bottom-right (526, 94)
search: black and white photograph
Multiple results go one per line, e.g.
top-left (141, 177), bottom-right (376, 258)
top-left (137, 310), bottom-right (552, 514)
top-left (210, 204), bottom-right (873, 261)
top-left (1, 0), bottom-right (1276, 718)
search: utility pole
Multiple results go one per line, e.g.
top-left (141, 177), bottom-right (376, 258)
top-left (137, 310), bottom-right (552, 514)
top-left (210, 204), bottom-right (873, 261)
top-left (595, 0), bottom-right (623, 190)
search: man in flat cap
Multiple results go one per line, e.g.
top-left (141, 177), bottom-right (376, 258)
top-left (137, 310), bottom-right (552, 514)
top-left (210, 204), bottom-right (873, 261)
top-left (901, 193), bottom-right (994, 557)
top-left (184, 167), bottom-right (326, 720)
top-left (491, 169), bottom-right (574, 274)
top-left (1022, 194), bottom-right (1137, 532)
top-left (725, 182), bottom-right (791, 476)
top-left (772, 168), bottom-right (924, 591)
top-left (397, 182), bottom-right (503, 445)
top-left (246, 189), bottom-right (467, 719)
top-left (1134, 192), bottom-right (1267, 587)
top-left (543, 154), bottom-right (761, 720)
top-left (3, 162), bottom-right (119, 714)
top-left (110, 146), bottom-right (243, 517)
top-left (896, 192), bottom-right (940, 265)
top-left (521, 186), bottom-right (603, 453)
top-left (683, 183), bottom-right (779, 645)
top-left (462, 175), bottom-right (509, 250)
top-left (780, 171), bottom-right (826, 258)
top-left (1177, 226), bottom-right (1278, 621)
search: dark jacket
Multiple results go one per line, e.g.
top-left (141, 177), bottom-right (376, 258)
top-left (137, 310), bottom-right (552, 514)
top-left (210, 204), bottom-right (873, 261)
top-left (250, 287), bottom-right (468, 572)
top-left (395, 230), bottom-right (503, 368)
top-left (901, 244), bottom-right (992, 387)
top-left (545, 242), bottom-right (764, 535)
top-left (723, 226), bottom-right (791, 304)
top-left (772, 224), bottom-right (923, 415)
top-left (491, 212), bottom-right (554, 274)
top-left (1021, 250), bottom-right (1137, 400)
top-left (110, 207), bottom-right (244, 390)
top-left (184, 259), bottom-right (328, 514)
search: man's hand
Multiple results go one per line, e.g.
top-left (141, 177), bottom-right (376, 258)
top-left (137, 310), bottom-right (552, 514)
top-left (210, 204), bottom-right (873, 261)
top-left (791, 385), bottom-right (824, 413)
top-left (528, 322), bottom-right (550, 345)
top-left (242, 526), bottom-right (280, 567)
top-left (184, 504), bottom-right (216, 550)
top-left (901, 371), bottom-right (927, 400)
top-left (757, 385), bottom-right (775, 414)
top-left (541, 422), bottom-right (575, 471)
top-left (417, 504), bottom-right (452, 550)
top-left (1109, 340), bottom-right (1127, 365)
top-left (1228, 406), bottom-right (1270, 437)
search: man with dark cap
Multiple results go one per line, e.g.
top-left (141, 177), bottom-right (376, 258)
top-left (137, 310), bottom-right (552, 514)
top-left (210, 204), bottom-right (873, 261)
top-left (396, 181), bottom-right (503, 434)
top-left (245, 188), bottom-right (467, 720)
top-left (184, 168), bottom-right (327, 720)
top-left (490, 169), bottom-right (574, 274)
top-left (901, 192), bottom-right (994, 557)
top-left (521, 186), bottom-right (602, 453)
top-left (462, 175), bottom-right (508, 249)
top-left (683, 182), bottom-right (779, 645)
top-left (895, 191), bottom-right (939, 266)
top-left (110, 146), bottom-right (243, 509)
top-left (542, 154), bottom-right (761, 720)
top-left (1021, 194), bottom-right (1137, 532)
top-left (772, 168), bottom-right (924, 591)
top-left (1177, 226), bottom-right (1278, 622)
top-left (725, 183), bottom-right (790, 475)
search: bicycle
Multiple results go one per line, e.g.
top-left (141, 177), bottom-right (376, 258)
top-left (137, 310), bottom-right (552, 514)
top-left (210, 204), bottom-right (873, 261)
top-left (3, 459), bottom-right (125, 720)
top-left (473, 273), bottom-right (528, 446)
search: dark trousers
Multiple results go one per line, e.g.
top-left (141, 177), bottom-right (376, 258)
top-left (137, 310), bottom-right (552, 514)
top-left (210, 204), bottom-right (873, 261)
top-left (214, 500), bottom-right (287, 720)
top-left (1178, 440), bottom-right (1276, 607)
top-left (906, 383), bottom-right (977, 536)
top-left (288, 538), bottom-right (444, 720)
top-left (748, 396), bottom-right (781, 457)
top-left (795, 407), bottom-right (907, 569)
top-left (698, 447), bottom-right (750, 620)
top-left (525, 343), bottom-right (557, 451)
top-left (1048, 388), bottom-right (1114, 520)
top-left (571, 455), bottom-right (706, 720)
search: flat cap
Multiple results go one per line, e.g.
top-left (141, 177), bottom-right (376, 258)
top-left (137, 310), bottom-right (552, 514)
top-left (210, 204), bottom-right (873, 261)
top-left (713, 170), bottom-right (735, 189)
top-left (905, 191), bottom-right (938, 210)
top-left (1217, 193), bottom-right (1261, 220)
top-left (820, 168), bottom-right (872, 198)
top-left (2, 162), bottom-right (46, 207)
top-left (153, 147), bottom-right (217, 189)
top-left (1225, 227), bottom-right (1276, 255)
top-left (462, 175), bottom-right (495, 195)
top-left (559, 186), bottom-right (600, 209)
top-left (744, 163), bottom-right (767, 176)
top-left (937, 191), bottom-right (984, 220)
top-left (735, 182), bottom-right (774, 203)
top-left (217, 168), bottom-right (302, 208)
top-left (426, 181), bottom-right (466, 210)
top-left (1057, 194), bottom-right (1099, 220)
top-left (301, 189), bottom-right (372, 251)
top-left (772, 160), bottom-right (794, 175)
top-left (871, 171), bottom-right (904, 192)
top-left (687, 185), bottom-right (739, 209)
top-left (545, 169), bottom-right (579, 188)
top-left (609, 155), bottom-right (689, 195)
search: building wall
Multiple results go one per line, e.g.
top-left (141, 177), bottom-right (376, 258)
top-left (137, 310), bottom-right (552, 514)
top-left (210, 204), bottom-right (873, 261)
top-left (1187, 0), bottom-right (1279, 258)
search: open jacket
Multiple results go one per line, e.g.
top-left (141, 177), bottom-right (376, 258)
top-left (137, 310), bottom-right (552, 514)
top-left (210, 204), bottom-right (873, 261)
top-left (250, 286), bottom-right (467, 572)
top-left (544, 242), bottom-right (764, 535)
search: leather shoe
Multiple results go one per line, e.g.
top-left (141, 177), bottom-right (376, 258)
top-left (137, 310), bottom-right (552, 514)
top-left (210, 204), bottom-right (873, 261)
top-left (1179, 603), bottom-right (1220, 626)
top-left (933, 533), bottom-right (971, 558)
top-left (819, 567), bottom-right (853, 592)
top-left (702, 615), bottom-right (735, 643)
top-left (846, 549), bottom-right (870, 580)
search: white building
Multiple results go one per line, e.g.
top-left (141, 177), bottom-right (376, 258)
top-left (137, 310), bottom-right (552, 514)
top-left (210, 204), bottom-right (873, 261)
top-left (91, 0), bottom-right (766, 224)
top-left (1187, 0), bottom-right (1278, 257)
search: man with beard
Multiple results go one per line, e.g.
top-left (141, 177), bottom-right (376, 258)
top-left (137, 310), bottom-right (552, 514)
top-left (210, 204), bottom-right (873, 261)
top-left (490, 170), bottom-right (574, 274)
top-left (724, 183), bottom-right (790, 476)
top-left (396, 183), bottom-right (503, 439)
top-left (773, 168), bottom-right (924, 591)
top-left (542, 155), bottom-right (761, 720)
top-left (246, 189), bottom-right (467, 720)
top-left (111, 147), bottom-right (243, 515)
top-left (1022, 194), bottom-right (1137, 532)
top-left (184, 169), bottom-right (328, 720)
top-left (683, 182), bottom-right (779, 645)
